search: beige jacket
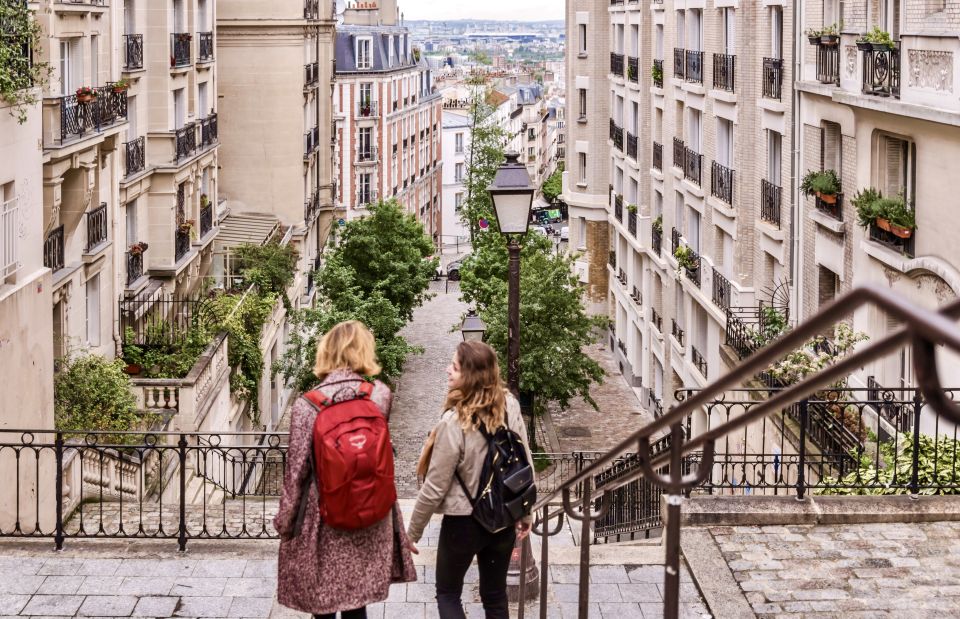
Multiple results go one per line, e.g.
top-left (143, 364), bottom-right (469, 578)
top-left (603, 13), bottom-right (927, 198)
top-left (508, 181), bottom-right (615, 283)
top-left (407, 394), bottom-right (535, 543)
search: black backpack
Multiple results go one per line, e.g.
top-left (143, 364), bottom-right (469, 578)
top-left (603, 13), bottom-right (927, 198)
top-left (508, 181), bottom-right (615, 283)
top-left (456, 423), bottom-right (537, 533)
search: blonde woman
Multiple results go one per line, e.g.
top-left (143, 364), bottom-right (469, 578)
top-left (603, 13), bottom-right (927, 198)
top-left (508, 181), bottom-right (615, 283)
top-left (407, 341), bottom-right (534, 619)
top-left (274, 321), bottom-right (416, 619)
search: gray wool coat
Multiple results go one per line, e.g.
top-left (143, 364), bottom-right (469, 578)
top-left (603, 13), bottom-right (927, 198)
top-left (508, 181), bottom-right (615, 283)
top-left (273, 370), bottom-right (417, 615)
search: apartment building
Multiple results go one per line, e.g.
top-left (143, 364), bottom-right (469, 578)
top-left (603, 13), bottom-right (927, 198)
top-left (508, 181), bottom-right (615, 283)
top-left (216, 0), bottom-right (337, 302)
top-left (440, 111), bottom-right (471, 243)
top-left (798, 0), bottom-right (960, 390)
top-left (504, 84), bottom-right (551, 193)
top-left (561, 1), bottom-right (612, 315)
top-left (334, 0), bottom-right (444, 240)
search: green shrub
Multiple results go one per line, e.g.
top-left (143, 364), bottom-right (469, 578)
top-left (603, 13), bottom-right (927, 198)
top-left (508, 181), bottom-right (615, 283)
top-left (55, 355), bottom-right (144, 434)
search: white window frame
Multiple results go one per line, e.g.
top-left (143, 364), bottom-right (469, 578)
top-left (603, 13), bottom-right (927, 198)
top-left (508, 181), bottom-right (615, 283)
top-left (578, 24), bottom-right (587, 55)
top-left (356, 37), bottom-right (372, 70)
top-left (86, 273), bottom-right (101, 347)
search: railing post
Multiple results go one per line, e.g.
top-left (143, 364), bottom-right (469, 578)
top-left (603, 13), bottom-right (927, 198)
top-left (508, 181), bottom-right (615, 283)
top-left (909, 389), bottom-right (923, 494)
top-left (577, 482), bottom-right (592, 619)
top-left (178, 433), bottom-right (188, 551)
top-left (796, 400), bottom-right (808, 500)
top-left (539, 504), bottom-right (550, 619)
top-left (54, 431), bottom-right (64, 551)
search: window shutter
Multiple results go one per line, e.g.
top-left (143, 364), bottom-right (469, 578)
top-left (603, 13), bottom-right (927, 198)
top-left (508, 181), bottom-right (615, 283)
top-left (884, 136), bottom-right (906, 197)
top-left (823, 122), bottom-right (841, 172)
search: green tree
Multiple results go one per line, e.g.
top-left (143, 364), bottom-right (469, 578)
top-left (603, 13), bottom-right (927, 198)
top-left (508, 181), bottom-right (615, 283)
top-left (55, 355), bottom-right (143, 435)
top-left (461, 89), bottom-right (510, 242)
top-left (0, 1), bottom-right (50, 123)
top-left (232, 241), bottom-right (299, 299)
top-left (541, 162), bottom-right (564, 203)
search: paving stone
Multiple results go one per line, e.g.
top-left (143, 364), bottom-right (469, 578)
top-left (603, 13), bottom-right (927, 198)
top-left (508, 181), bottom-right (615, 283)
top-left (132, 596), bottom-right (180, 617)
top-left (550, 565), bottom-right (581, 585)
top-left (77, 595), bottom-right (139, 617)
top-left (405, 583), bottom-right (436, 603)
top-left (78, 560), bottom-right (123, 577)
top-left (118, 559), bottom-right (196, 578)
top-left (38, 560), bottom-right (86, 576)
top-left (618, 583), bottom-right (662, 603)
top-left (77, 577), bottom-right (126, 596)
top-left (36, 576), bottom-right (85, 595)
top-left (382, 602), bottom-right (425, 619)
top-left (241, 561), bottom-right (277, 578)
top-left (0, 576), bottom-right (44, 595)
top-left (0, 595), bottom-right (29, 615)
top-left (559, 602), bottom-right (599, 618)
top-left (0, 558), bottom-right (45, 576)
top-left (118, 577), bottom-right (175, 596)
top-left (193, 559), bottom-right (247, 578)
top-left (173, 596), bottom-right (233, 617)
top-left (590, 565), bottom-right (630, 584)
top-left (226, 596), bottom-right (273, 618)
top-left (170, 577), bottom-right (228, 597)
top-left (20, 595), bottom-right (85, 616)
top-left (599, 602), bottom-right (645, 618)
top-left (222, 578), bottom-right (275, 598)
top-left (639, 602), bottom-right (664, 618)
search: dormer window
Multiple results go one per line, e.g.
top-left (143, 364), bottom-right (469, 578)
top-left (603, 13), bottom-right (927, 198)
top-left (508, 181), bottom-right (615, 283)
top-left (356, 37), bottom-right (372, 70)
top-left (388, 35), bottom-right (395, 67)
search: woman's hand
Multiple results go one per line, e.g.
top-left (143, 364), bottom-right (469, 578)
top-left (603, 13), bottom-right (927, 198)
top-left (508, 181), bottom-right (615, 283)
top-left (516, 520), bottom-right (531, 540)
top-left (406, 539), bottom-right (419, 555)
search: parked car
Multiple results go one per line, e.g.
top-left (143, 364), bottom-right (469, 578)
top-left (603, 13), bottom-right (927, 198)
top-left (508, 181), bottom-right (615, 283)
top-left (559, 226), bottom-right (570, 241)
top-left (446, 258), bottom-right (464, 281)
top-left (530, 225), bottom-right (548, 236)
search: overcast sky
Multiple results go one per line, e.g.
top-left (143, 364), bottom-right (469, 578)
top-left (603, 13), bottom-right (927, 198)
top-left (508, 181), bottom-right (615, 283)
top-left (397, 0), bottom-right (563, 21)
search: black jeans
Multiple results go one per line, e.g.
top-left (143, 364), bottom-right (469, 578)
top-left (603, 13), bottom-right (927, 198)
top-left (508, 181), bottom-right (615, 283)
top-left (436, 515), bottom-right (517, 619)
top-left (314, 609), bottom-right (365, 619)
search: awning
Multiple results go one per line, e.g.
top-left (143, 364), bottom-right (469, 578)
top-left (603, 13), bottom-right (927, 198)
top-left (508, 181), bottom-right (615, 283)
top-left (213, 213), bottom-right (281, 253)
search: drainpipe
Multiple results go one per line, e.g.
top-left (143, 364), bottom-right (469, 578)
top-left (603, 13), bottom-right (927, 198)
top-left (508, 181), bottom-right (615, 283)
top-left (790, 0), bottom-right (802, 325)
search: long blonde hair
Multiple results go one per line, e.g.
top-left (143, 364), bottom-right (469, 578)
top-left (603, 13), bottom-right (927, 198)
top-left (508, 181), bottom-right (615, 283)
top-left (443, 341), bottom-right (508, 434)
top-left (313, 320), bottom-right (381, 381)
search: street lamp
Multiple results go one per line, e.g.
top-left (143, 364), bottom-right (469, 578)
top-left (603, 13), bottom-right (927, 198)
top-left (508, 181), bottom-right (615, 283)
top-left (488, 151), bottom-right (538, 603)
top-left (460, 310), bottom-right (486, 342)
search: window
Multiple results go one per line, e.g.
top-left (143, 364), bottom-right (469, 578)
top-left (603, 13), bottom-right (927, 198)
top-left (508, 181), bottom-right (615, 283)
top-left (877, 134), bottom-right (915, 204)
top-left (821, 121), bottom-right (841, 174)
top-left (722, 9), bottom-right (735, 55)
top-left (86, 274), bottom-right (100, 347)
top-left (771, 7), bottom-right (783, 59)
top-left (768, 130), bottom-right (782, 184)
top-left (198, 82), bottom-right (208, 119)
top-left (455, 163), bottom-right (464, 182)
top-left (455, 192), bottom-right (464, 211)
top-left (688, 9), bottom-right (702, 51)
top-left (578, 89), bottom-right (587, 119)
top-left (818, 265), bottom-right (838, 309)
top-left (716, 118), bottom-right (733, 167)
top-left (578, 217), bottom-right (586, 249)
top-left (125, 199), bottom-right (138, 245)
top-left (360, 82), bottom-right (373, 108)
top-left (578, 153), bottom-right (587, 184)
top-left (388, 35), bottom-right (395, 66)
top-left (527, 146), bottom-right (535, 162)
top-left (359, 173), bottom-right (372, 204)
top-left (455, 132), bottom-right (464, 154)
top-left (528, 128), bottom-right (536, 141)
top-left (173, 88), bottom-right (185, 129)
top-left (578, 24), bottom-right (587, 55)
top-left (359, 127), bottom-right (373, 158)
top-left (687, 108), bottom-right (701, 152)
top-left (1, 182), bottom-right (18, 281)
top-left (60, 40), bottom-right (82, 96)
top-left (91, 35), bottom-right (99, 86)
top-left (676, 11), bottom-right (685, 49)
top-left (687, 206), bottom-right (700, 252)
top-left (656, 24), bottom-right (664, 60)
top-left (356, 37), bottom-right (372, 69)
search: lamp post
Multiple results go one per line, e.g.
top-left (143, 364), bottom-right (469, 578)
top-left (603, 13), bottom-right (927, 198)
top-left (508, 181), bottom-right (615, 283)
top-left (460, 310), bottom-right (486, 342)
top-left (488, 151), bottom-right (538, 603)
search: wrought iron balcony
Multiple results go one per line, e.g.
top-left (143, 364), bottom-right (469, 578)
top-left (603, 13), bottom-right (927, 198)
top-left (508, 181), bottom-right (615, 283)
top-left (862, 44), bottom-right (900, 98)
top-left (815, 192), bottom-right (844, 220)
top-left (614, 194), bottom-right (623, 222)
top-left (610, 52), bottom-right (624, 77)
top-left (762, 57), bottom-right (783, 100)
top-left (356, 100), bottom-right (378, 118)
top-left (651, 226), bottom-right (662, 257)
top-left (85, 202), bottom-right (108, 252)
top-left (627, 209), bottom-right (637, 236)
top-left (761, 179), bottom-right (782, 227)
top-left (682, 247), bottom-right (701, 288)
top-left (197, 32), bottom-right (214, 62)
top-left (671, 226), bottom-right (680, 254)
top-left (685, 50), bottom-right (703, 84)
top-left (171, 32), bottom-right (192, 68)
top-left (304, 62), bottom-right (319, 87)
top-left (683, 147), bottom-right (703, 186)
top-left (672, 137), bottom-right (684, 169)
top-left (626, 132), bottom-right (638, 160)
top-left (673, 48), bottom-right (685, 79)
top-left (712, 53), bottom-right (735, 91)
top-left (869, 221), bottom-right (915, 257)
top-left (56, 87), bottom-right (128, 144)
top-left (43, 225), bottom-right (64, 272)
top-left (126, 249), bottom-right (144, 285)
top-left (692, 346), bottom-right (708, 378)
top-left (609, 250), bottom-right (616, 268)
top-left (200, 114), bottom-right (218, 147)
top-left (125, 136), bottom-right (145, 177)
top-left (356, 145), bottom-right (378, 163)
top-left (304, 0), bottom-right (319, 19)
top-left (356, 188), bottom-right (379, 208)
top-left (712, 267), bottom-right (731, 311)
top-left (816, 42), bottom-right (840, 85)
top-left (653, 59), bottom-right (664, 88)
top-left (653, 141), bottom-right (663, 171)
top-left (631, 285), bottom-right (642, 305)
top-left (304, 126), bottom-right (319, 156)
top-left (200, 201), bottom-right (213, 237)
top-left (710, 161), bottom-right (734, 204)
top-left (617, 268), bottom-right (627, 286)
top-left (627, 56), bottom-right (639, 83)
top-left (123, 34), bottom-right (143, 70)
top-left (175, 122), bottom-right (198, 162)
top-left (671, 319), bottom-right (685, 347)
top-left (175, 226), bottom-right (191, 262)
top-left (651, 308), bottom-right (662, 332)
top-left (725, 301), bottom-right (790, 360)
top-left (609, 118), bottom-right (623, 151)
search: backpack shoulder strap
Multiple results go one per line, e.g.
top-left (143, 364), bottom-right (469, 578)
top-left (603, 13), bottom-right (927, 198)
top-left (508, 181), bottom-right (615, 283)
top-left (302, 390), bottom-right (333, 412)
top-left (357, 380), bottom-right (375, 399)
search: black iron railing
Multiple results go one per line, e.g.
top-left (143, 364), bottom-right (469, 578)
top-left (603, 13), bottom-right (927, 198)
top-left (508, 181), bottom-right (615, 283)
top-left (175, 227), bottom-right (191, 262)
top-left (814, 192), bottom-right (843, 220)
top-left (304, 126), bottom-right (319, 155)
top-left (713, 53), bottom-right (735, 91)
top-left (175, 122), bottom-right (197, 162)
top-left (609, 250), bottom-right (616, 269)
top-left (681, 246), bottom-right (701, 287)
top-left (684, 50), bottom-right (703, 84)
top-left (712, 267), bottom-right (731, 310)
top-left (609, 118), bottom-right (623, 150)
top-left (119, 292), bottom-right (207, 348)
top-left (626, 132), bottom-right (638, 159)
top-left (671, 319), bottom-right (685, 347)
top-left (125, 136), bottom-right (145, 177)
top-left (683, 146), bottom-right (703, 186)
top-left (631, 285), bottom-right (642, 305)
top-left (673, 48), bottom-right (685, 79)
top-left (43, 225), bottom-right (64, 272)
top-left (869, 222), bottom-right (915, 257)
top-left (762, 57), bottom-right (783, 100)
top-left (651, 226), bottom-right (662, 257)
top-left (710, 161), bottom-right (734, 204)
top-left (862, 44), bottom-right (900, 98)
top-left (816, 42), bottom-right (840, 85)
top-left (614, 194), bottom-right (623, 222)
top-left (200, 202), bottom-right (213, 238)
top-left (58, 87), bottom-right (128, 144)
top-left (356, 145), bottom-right (378, 163)
top-left (653, 59), bottom-right (664, 88)
top-left (761, 178), bottom-right (782, 227)
top-left (201, 114), bottom-right (218, 147)
top-left (357, 188), bottom-right (378, 208)
top-left (357, 100), bottom-right (379, 117)
top-left (198, 32), bottom-right (214, 62)
top-left (610, 52), bottom-right (624, 77)
top-left (651, 308), bottom-right (663, 332)
top-left (171, 33), bottom-right (191, 67)
top-left (672, 137), bottom-right (684, 169)
top-left (627, 56), bottom-right (639, 83)
top-left (86, 202), bottom-right (108, 251)
top-left (653, 141), bottom-right (663, 171)
top-left (304, 0), bottom-right (319, 19)
top-left (724, 301), bottom-right (789, 360)
top-left (691, 347), bottom-right (708, 378)
top-left (671, 226), bottom-right (680, 254)
top-left (305, 62), bottom-right (319, 87)
top-left (627, 210), bottom-right (637, 236)
top-left (123, 34), bottom-right (143, 70)
top-left (126, 249), bottom-right (144, 285)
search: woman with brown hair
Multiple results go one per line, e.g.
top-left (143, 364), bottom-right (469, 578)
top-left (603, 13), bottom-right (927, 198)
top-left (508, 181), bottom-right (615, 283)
top-left (274, 320), bottom-right (417, 619)
top-left (407, 340), bottom-right (534, 619)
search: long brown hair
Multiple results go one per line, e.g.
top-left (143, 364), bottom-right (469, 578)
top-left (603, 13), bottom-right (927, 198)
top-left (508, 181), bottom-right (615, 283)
top-left (443, 341), bottom-right (508, 434)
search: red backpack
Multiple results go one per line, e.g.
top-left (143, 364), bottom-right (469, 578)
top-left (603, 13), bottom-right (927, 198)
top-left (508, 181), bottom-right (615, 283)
top-left (303, 381), bottom-right (397, 530)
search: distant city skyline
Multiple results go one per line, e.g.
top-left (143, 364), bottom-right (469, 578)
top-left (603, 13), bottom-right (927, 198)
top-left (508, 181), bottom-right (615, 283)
top-left (396, 0), bottom-right (563, 22)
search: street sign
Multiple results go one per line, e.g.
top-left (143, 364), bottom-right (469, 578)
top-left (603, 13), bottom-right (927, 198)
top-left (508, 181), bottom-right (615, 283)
top-left (337, 218), bottom-right (346, 227)
top-left (478, 218), bottom-right (489, 230)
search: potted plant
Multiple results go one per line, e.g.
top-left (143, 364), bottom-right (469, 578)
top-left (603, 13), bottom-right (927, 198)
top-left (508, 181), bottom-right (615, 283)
top-left (122, 328), bottom-right (145, 376)
top-left (651, 62), bottom-right (663, 85)
top-left (852, 187), bottom-right (882, 227)
top-left (128, 241), bottom-right (149, 255)
top-left (200, 193), bottom-right (210, 209)
top-left (177, 32), bottom-right (193, 42)
top-left (627, 203), bottom-right (637, 214)
top-left (75, 86), bottom-right (96, 103)
top-left (820, 24), bottom-right (840, 46)
top-left (111, 79), bottom-right (130, 93)
top-left (179, 219), bottom-right (195, 235)
top-left (652, 214), bottom-right (663, 234)
top-left (806, 28), bottom-right (823, 45)
top-left (863, 26), bottom-right (895, 51)
top-left (855, 34), bottom-right (872, 51)
top-left (853, 188), bottom-right (916, 238)
top-left (674, 245), bottom-right (699, 271)
top-left (800, 169), bottom-right (841, 204)
top-left (627, 63), bottom-right (636, 81)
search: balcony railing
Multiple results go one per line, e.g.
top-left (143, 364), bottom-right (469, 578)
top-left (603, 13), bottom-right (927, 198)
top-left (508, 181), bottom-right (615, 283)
top-left (631, 286), bottom-right (642, 305)
top-left (57, 87), bottom-right (128, 144)
top-left (200, 114), bottom-right (218, 147)
top-left (175, 227), bottom-right (191, 262)
top-left (671, 319), bottom-right (685, 347)
top-left (609, 118), bottom-right (623, 151)
top-left (762, 57), bottom-right (783, 100)
top-left (356, 188), bottom-right (379, 208)
top-left (304, 189), bottom-right (319, 222)
top-left (651, 226), bottom-right (662, 257)
top-left (685, 50), bottom-right (703, 84)
top-left (692, 346), bottom-right (708, 379)
top-left (125, 136), bottom-right (145, 177)
top-left (1, 198), bottom-right (19, 278)
top-left (627, 56), bottom-right (639, 83)
top-left (868, 222), bottom-right (915, 257)
top-left (712, 267), bottom-right (731, 310)
top-left (44, 225), bottom-right (64, 272)
top-left (609, 250), bottom-right (616, 269)
top-left (304, 62), bottom-right (319, 87)
top-left (710, 161), bottom-right (734, 204)
top-left (712, 53), bottom-right (735, 91)
top-left (653, 141), bottom-right (662, 171)
top-left (673, 48), bottom-right (685, 79)
top-left (610, 52), bottom-right (624, 77)
top-left (200, 202), bottom-right (213, 238)
top-left (816, 42), bottom-right (840, 85)
top-left (175, 122), bottom-right (198, 162)
top-left (627, 209), bottom-right (637, 237)
top-left (85, 202), bottom-right (108, 252)
top-left (304, 0), bottom-right (319, 19)
top-left (171, 33), bottom-right (192, 68)
top-left (197, 32), bottom-right (214, 62)
top-left (304, 126), bottom-right (319, 156)
top-left (724, 301), bottom-right (790, 360)
top-left (626, 132), bottom-right (638, 160)
top-left (672, 137), bottom-right (684, 169)
top-left (617, 268), bottom-right (627, 287)
top-left (683, 146), bottom-right (703, 186)
top-left (651, 308), bottom-right (662, 332)
top-left (123, 34), bottom-right (143, 70)
top-left (682, 247), bottom-right (701, 288)
top-left (862, 44), bottom-right (900, 98)
top-left (653, 59), bottom-right (664, 88)
top-left (126, 249), bottom-right (144, 285)
top-left (814, 192), bottom-right (843, 220)
top-left (614, 194), bottom-right (623, 222)
top-left (356, 145), bottom-right (378, 163)
top-left (761, 179), bottom-right (782, 227)
top-left (671, 226), bottom-right (680, 254)
top-left (357, 100), bottom-right (379, 118)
